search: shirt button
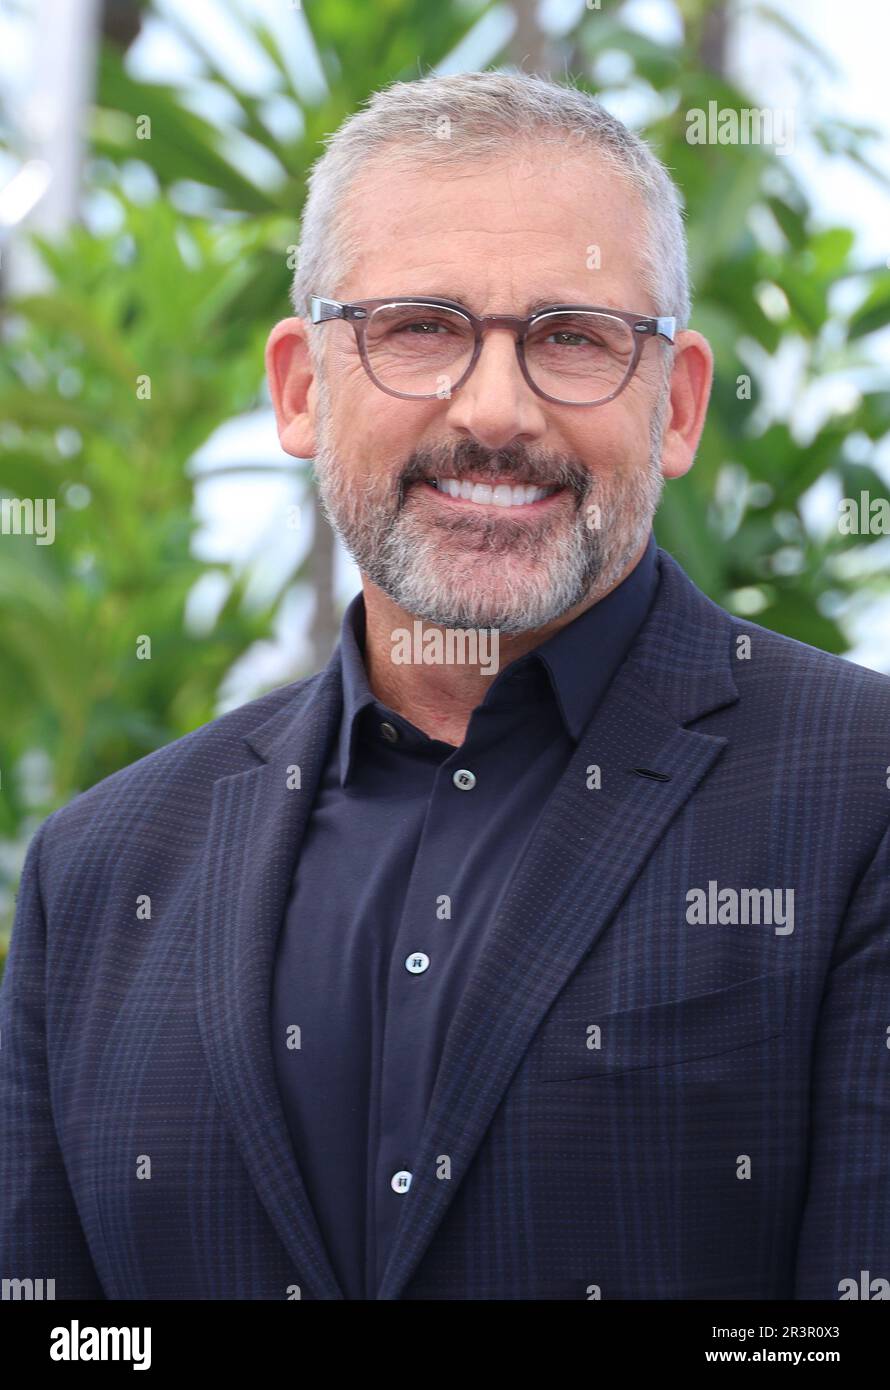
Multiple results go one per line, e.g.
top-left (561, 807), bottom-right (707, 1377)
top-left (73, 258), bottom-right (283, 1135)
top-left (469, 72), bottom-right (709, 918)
top-left (379, 721), bottom-right (399, 743)
top-left (405, 952), bottom-right (430, 974)
top-left (391, 1170), bottom-right (412, 1193)
top-left (452, 768), bottom-right (476, 791)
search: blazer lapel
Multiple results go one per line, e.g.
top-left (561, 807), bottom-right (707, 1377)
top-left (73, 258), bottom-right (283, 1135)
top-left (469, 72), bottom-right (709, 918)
top-left (378, 550), bottom-right (741, 1299)
top-left (195, 656), bottom-right (346, 1300)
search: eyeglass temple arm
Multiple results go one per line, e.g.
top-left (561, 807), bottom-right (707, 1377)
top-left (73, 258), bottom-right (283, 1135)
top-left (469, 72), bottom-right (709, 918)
top-left (636, 316), bottom-right (676, 342)
top-left (310, 296), bottom-right (368, 323)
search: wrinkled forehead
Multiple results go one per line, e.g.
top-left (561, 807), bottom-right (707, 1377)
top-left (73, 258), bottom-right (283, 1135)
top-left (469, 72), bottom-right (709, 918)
top-left (333, 141), bottom-right (652, 313)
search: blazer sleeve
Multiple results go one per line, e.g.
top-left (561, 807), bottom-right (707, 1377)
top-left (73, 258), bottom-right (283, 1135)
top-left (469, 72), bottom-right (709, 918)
top-left (793, 814), bottom-right (890, 1299)
top-left (0, 815), bottom-right (105, 1299)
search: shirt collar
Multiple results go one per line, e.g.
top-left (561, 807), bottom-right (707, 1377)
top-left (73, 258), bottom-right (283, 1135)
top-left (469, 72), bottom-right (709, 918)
top-left (524, 527), bottom-right (659, 740)
top-left (337, 590), bottom-right (377, 786)
top-left (336, 528), bottom-right (659, 784)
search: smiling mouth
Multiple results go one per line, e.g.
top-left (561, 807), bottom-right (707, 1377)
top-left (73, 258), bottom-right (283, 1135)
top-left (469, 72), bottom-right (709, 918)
top-left (420, 477), bottom-right (562, 509)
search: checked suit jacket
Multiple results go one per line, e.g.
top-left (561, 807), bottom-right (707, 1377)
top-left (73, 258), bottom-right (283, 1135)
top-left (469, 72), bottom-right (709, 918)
top-left (2, 547), bottom-right (890, 1301)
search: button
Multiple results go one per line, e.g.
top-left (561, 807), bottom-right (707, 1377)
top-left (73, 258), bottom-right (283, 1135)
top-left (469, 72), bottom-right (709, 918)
top-left (391, 1170), bottom-right (412, 1193)
top-left (379, 721), bottom-right (399, 743)
top-left (405, 952), bottom-right (430, 974)
top-left (452, 768), bottom-right (476, 791)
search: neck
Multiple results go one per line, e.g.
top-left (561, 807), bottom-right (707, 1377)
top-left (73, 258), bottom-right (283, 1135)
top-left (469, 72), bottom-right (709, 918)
top-left (360, 537), bottom-right (649, 746)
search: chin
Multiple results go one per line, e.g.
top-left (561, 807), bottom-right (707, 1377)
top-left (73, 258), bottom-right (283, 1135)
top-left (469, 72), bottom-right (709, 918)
top-left (405, 573), bottom-right (582, 635)
top-left (363, 516), bottom-right (600, 633)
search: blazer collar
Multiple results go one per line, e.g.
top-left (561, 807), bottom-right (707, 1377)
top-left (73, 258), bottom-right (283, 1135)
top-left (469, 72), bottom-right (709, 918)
top-left (247, 545), bottom-right (738, 770)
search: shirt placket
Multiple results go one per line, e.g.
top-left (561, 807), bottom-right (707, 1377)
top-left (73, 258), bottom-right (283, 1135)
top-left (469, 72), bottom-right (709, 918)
top-left (371, 736), bottom-right (489, 1293)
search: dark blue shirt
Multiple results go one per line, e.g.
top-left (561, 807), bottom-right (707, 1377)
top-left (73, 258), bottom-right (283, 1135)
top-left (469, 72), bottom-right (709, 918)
top-left (271, 531), bottom-right (659, 1298)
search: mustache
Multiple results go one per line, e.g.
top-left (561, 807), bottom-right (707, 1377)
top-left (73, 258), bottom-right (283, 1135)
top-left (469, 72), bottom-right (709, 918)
top-left (398, 441), bottom-right (592, 508)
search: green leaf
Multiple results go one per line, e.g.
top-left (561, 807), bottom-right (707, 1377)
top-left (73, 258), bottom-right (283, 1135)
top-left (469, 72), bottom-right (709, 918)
top-left (849, 279), bottom-right (890, 339)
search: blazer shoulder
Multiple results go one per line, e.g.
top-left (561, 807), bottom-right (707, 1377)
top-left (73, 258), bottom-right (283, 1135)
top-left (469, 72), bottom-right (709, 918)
top-left (37, 670), bottom-right (326, 851)
top-left (720, 613), bottom-right (890, 776)
top-left (730, 613), bottom-right (890, 698)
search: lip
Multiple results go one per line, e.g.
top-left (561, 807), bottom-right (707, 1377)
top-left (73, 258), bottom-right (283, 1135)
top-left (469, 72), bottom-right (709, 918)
top-left (415, 479), bottom-right (567, 515)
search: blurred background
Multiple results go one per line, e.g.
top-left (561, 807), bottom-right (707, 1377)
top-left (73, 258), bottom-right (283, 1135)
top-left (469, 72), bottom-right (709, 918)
top-left (1, 0), bottom-right (889, 969)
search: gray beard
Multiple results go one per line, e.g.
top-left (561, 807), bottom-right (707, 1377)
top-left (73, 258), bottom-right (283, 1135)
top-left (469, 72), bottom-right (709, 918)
top-left (312, 382), bottom-right (668, 635)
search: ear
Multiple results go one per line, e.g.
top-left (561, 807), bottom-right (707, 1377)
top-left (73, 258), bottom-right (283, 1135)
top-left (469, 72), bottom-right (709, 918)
top-left (658, 330), bottom-right (713, 480)
top-left (265, 316), bottom-right (318, 458)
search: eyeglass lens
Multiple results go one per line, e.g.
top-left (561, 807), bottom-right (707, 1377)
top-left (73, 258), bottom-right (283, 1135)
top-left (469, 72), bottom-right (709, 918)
top-left (361, 302), bottom-right (636, 403)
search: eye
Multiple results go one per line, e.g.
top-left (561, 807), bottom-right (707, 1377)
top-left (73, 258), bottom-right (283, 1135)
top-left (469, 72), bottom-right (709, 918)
top-left (546, 329), bottom-right (598, 347)
top-left (400, 319), bottom-right (453, 335)
top-left (542, 329), bottom-right (611, 353)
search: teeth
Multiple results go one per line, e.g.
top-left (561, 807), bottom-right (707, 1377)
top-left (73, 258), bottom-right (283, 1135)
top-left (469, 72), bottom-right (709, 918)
top-left (433, 478), bottom-right (555, 507)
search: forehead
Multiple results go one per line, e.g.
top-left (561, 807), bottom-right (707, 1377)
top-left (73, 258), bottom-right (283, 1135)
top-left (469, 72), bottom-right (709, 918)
top-left (336, 144), bottom-right (651, 311)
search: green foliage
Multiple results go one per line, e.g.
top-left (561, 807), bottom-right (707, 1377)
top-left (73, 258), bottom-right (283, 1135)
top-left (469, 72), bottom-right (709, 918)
top-left (0, 0), bottom-right (513, 963)
top-left (577, 3), bottom-right (890, 641)
top-left (0, 197), bottom-right (303, 953)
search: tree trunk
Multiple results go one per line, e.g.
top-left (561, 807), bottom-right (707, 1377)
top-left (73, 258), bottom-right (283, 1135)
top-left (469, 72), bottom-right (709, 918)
top-left (509, 0), bottom-right (550, 72)
top-left (699, 1), bottom-right (730, 77)
top-left (100, 0), bottom-right (143, 50)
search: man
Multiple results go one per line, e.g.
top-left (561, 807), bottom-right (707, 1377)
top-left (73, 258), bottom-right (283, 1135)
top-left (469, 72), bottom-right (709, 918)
top-left (2, 71), bottom-right (889, 1302)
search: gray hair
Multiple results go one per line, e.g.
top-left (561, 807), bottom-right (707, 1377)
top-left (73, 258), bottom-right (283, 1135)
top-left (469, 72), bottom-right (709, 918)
top-left (290, 70), bottom-right (690, 382)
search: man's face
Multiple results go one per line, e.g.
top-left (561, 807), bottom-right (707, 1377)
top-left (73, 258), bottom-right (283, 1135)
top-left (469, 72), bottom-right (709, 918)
top-left (307, 145), bottom-right (673, 633)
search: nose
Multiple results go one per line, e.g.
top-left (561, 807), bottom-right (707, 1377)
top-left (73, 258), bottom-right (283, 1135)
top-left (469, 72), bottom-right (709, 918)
top-left (444, 324), bottom-right (547, 450)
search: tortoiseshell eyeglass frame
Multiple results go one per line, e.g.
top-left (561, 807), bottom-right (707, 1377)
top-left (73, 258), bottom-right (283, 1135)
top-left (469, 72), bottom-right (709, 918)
top-left (309, 294), bottom-right (676, 405)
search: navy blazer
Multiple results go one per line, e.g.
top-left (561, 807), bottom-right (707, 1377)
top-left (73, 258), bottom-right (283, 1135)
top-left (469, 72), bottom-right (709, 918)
top-left (2, 548), bottom-right (889, 1300)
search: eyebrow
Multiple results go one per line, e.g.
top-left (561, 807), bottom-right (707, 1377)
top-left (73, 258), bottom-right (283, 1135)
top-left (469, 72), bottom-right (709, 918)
top-left (406, 291), bottom-right (626, 315)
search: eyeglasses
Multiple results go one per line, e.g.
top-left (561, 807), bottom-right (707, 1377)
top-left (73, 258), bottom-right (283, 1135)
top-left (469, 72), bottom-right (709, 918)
top-left (309, 294), bottom-right (675, 406)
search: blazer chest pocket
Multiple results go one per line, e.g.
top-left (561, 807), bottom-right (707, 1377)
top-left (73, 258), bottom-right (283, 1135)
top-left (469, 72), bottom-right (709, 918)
top-left (533, 968), bottom-right (792, 1083)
